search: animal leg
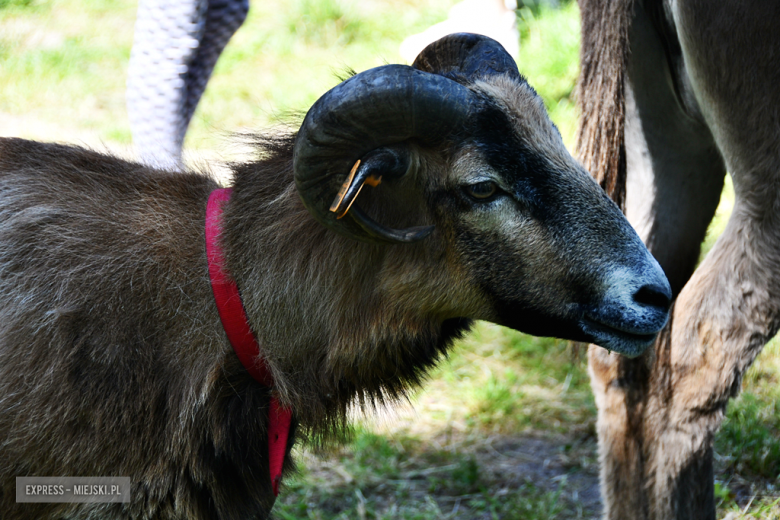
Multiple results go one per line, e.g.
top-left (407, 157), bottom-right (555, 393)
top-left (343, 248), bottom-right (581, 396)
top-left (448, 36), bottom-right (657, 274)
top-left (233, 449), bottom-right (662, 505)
top-left (593, 1), bottom-right (780, 518)
top-left (640, 0), bottom-right (780, 516)
top-left (641, 212), bottom-right (777, 520)
top-left (588, 1), bottom-right (726, 518)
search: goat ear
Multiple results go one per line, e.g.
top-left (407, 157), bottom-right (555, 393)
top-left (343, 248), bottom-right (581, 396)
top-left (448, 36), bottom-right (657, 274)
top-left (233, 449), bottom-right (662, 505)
top-left (412, 33), bottom-right (521, 83)
top-left (330, 147), bottom-right (409, 219)
top-left (328, 147), bottom-right (433, 244)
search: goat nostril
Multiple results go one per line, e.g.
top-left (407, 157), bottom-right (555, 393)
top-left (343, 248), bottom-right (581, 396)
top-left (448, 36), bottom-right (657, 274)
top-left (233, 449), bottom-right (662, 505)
top-left (633, 284), bottom-right (672, 311)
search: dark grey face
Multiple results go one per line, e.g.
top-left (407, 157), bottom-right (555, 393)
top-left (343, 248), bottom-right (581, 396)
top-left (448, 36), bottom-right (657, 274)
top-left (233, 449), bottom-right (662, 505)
top-left (427, 81), bottom-right (671, 356)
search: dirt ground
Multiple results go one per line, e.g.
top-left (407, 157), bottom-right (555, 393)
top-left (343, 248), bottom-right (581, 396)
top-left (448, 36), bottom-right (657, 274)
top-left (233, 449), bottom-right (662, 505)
top-left (288, 427), bottom-right (603, 519)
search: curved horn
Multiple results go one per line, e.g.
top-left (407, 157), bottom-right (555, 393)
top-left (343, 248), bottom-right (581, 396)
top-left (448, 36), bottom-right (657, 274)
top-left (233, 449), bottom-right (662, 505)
top-left (412, 33), bottom-right (521, 82)
top-left (294, 64), bottom-right (474, 244)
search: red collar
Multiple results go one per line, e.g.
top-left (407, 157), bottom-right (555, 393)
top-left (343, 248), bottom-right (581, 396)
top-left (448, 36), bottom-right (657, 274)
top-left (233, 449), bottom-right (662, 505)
top-left (205, 187), bottom-right (292, 497)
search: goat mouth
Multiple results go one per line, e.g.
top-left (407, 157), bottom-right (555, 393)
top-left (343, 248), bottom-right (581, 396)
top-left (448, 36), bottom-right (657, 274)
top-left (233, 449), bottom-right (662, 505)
top-left (580, 317), bottom-right (658, 356)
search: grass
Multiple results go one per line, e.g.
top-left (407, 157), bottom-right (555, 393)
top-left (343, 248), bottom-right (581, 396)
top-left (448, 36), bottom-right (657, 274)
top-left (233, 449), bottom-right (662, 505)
top-left (275, 426), bottom-right (591, 519)
top-left (713, 337), bottom-right (780, 519)
top-left (1, 1), bottom-right (779, 518)
top-left (437, 324), bottom-right (595, 435)
top-left (514, 2), bottom-right (580, 148)
top-left (0, 0), bottom-right (136, 142)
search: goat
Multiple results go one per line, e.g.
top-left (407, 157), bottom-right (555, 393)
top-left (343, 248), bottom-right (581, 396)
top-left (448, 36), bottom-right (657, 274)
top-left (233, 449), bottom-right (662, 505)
top-left (576, 1), bottom-right (780, 519)
top-left (0, 33), bottom-right (671, 519)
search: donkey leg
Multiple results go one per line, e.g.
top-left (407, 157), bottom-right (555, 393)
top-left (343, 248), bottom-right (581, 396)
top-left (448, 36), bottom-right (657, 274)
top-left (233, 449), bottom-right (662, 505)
top-left (643, 0), bottom-right (780, 517)
top-left (595, 1), bottom-right (780, 518)
top-left (644, 220), bottom-right (779, 519)
top-left (588, 1), bottom-right (726, 518)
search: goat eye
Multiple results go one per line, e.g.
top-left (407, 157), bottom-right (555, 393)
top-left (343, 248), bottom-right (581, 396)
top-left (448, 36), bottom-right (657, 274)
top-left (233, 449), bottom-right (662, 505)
top-left (465, 181), bottom-right (498, 200)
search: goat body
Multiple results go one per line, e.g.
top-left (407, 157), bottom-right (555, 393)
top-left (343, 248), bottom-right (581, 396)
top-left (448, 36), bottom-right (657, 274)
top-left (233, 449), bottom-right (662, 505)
top-left (0, 136), bottom-right (480, 519)
top-left (0, 34), bottom-right (671, 519)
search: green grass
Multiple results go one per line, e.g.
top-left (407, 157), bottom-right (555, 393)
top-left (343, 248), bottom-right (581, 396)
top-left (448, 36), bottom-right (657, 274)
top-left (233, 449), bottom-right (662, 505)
top-left (275, 427), bottom-right (579, 519)
top-left (0, 0), bottom-right (456, 148)
top-left (2, 1), bottom-right (779, 518)
top-left (718, 393), bottom-right (780, 480)
top-left (0, 0), bottom-right (37, 11)
top-left (0, 0), bottom-right (135, 141)
top-left (715, 337), bottom-right (780, 510)
top-left (515, 1), bottom-right (580, 148)
top-left (435, 325), bottom-right (595, 435)
top-left (191, 0), bottom-right (460, 151)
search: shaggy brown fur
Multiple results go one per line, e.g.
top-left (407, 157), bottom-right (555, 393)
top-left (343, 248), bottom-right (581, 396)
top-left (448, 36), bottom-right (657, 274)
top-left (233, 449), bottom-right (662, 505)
top-left (578, 1), bottom-right (780, 518)
top-left (0, 135), bottom-right (476, 519)
top-left (0, 139), bottom-right (286, 519)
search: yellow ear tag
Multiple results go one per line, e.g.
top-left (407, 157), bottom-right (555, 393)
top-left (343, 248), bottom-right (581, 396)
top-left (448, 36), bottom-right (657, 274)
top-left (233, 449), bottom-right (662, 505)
top-left (329, 159), bottom-right (383, 219)
top-left (329, 160), bottom-right (360, 215)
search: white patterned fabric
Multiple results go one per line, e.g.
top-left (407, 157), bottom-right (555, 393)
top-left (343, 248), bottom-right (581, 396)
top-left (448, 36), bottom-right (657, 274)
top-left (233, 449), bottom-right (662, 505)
top-left (127, 0), bottom-right (249, 169)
